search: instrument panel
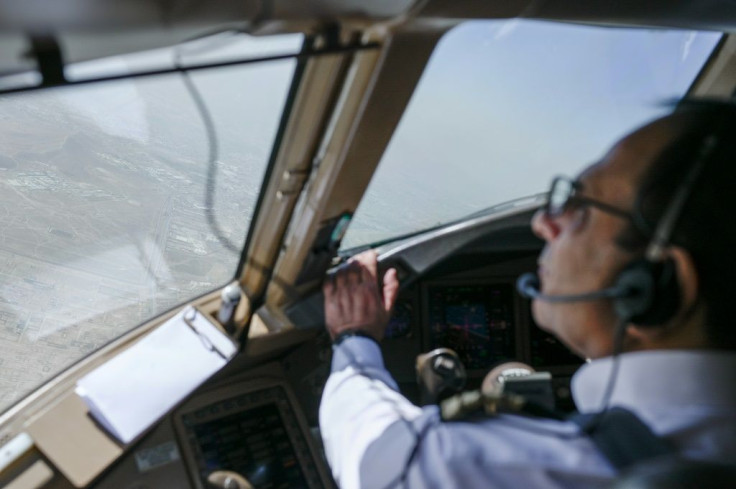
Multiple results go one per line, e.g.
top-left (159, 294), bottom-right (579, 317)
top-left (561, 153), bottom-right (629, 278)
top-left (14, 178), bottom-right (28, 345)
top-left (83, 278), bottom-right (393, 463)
top-left (380, 261), bottom-right (584, 396)
top-left (426, 283), bottom-right (516, 371)
top-left (174, 380), bottom-right (333, 489)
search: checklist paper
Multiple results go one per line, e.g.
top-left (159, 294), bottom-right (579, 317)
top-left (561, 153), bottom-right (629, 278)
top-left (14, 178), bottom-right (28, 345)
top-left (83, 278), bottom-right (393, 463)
top-left (75, 306), bottom-right (237, 444)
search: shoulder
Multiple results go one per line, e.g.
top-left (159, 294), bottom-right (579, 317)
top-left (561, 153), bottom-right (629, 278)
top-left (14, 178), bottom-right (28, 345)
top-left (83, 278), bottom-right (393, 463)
top-left (359, 413), bottom-right (614, 489)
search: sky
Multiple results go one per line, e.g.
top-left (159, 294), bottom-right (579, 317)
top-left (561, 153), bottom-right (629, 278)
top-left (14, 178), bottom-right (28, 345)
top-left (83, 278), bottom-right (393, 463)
top-left (341, 20), bottom-right (720, 248)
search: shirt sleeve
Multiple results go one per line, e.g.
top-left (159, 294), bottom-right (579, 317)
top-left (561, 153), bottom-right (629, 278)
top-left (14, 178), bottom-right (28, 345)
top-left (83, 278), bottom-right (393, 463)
top-left (319, 336), bottom-right (614, 489)
top-left (319, 336), bottom-right (424, 489)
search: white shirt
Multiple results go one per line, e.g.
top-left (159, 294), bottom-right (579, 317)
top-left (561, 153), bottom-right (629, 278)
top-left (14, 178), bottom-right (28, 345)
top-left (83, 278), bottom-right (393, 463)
top-left (319, 337), bottom-right (736, 489)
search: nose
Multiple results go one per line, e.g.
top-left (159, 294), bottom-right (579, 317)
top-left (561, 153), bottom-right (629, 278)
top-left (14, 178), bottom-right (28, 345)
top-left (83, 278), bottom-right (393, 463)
top-left (531, 208), bottom-right (561, 242)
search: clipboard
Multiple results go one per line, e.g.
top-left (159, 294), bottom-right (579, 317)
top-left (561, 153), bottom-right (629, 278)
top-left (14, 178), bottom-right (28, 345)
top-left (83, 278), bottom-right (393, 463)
top-left (75, 306), bottom-right (237, 444)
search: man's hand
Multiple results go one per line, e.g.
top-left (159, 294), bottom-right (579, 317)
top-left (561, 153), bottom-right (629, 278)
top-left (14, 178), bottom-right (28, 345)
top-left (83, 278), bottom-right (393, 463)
top-left (323, 251), bottom-right (399, 342)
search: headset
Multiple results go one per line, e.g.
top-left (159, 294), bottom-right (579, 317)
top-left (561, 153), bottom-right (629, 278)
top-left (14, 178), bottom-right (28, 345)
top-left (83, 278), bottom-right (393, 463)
top-left (518, 128), bottom-right (720, 327)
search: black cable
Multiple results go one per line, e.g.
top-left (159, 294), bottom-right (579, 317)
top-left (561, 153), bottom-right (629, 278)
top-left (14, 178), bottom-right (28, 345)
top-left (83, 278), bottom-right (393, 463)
top-left (174, 51), bottom-right (240, 254)
top-left (598, 318), bottom-right (628, 412)
top-left (574, 317), bottom-right (628, 436)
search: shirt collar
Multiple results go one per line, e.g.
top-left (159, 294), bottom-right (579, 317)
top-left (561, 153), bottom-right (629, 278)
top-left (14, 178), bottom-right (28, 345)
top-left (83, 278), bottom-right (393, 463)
top-left (571, 349), bottom-right (736, 413)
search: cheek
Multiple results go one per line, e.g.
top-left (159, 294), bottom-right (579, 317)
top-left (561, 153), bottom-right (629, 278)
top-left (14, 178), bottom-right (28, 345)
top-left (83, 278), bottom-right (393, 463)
top-left (549, 231), bottom-right (623, 291)
top-left (545, 239), bottom-right (601, 290)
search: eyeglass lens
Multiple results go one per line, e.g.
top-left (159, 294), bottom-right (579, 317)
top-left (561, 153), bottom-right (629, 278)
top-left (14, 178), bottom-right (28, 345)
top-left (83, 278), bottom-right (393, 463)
top-left (548, 178), bottom-right (574, 216)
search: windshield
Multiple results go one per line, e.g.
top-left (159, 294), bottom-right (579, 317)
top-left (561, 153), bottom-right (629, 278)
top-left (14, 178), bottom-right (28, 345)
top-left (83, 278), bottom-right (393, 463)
top-left (340, 20), bottom-right (720, 250)
top-left (0, 33), bottom-right (302, 413)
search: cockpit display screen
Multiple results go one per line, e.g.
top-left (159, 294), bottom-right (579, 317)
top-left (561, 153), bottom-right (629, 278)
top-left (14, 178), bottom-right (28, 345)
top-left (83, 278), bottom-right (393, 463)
top-left (427, 283), bottom-right (515, 370)
top-left (180, 386), bottom-right (322, 489)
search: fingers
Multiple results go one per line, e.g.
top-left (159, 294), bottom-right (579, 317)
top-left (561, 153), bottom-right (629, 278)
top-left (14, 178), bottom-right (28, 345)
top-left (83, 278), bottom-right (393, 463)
top-left (322, 251), bottom-right (397, 341)
top-left (355, 250), bottom-right (378, 283)
top-left (336, 261), bottom-right (359, 323)
top-left (350, 262), bottom-right (367, 320)
top-left (323, 275), bottom-right (342, 334)
top-left (383, 268), bottom-right (399, 313)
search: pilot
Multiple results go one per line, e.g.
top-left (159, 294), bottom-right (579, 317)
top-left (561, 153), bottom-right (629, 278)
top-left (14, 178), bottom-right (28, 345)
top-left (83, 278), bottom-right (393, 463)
top-left (319, 101), bottom-right (736, 489)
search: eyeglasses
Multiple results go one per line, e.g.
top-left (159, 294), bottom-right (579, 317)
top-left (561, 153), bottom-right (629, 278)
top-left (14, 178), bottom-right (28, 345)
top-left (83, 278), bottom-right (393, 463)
top-left (545, 176), bottom-right (634, 221)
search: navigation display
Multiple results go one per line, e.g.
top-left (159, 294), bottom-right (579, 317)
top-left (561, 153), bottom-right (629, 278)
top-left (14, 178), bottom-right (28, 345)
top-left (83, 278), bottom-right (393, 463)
top-left (188, 404), bottom-right (307, 488)
top-left (427, 283), bottom-right (516, 370)
top-left (179, 386), bottom-right (323, 489)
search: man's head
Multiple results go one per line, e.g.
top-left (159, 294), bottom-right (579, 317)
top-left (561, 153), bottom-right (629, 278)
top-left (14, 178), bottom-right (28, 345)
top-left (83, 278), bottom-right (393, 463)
top-left (531, 100), bottom-right (736, 359)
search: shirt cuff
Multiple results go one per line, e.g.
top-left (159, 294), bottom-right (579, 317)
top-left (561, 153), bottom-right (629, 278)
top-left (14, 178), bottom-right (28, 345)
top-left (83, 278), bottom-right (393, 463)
top-left (331, 336), bottom-right (386, 373)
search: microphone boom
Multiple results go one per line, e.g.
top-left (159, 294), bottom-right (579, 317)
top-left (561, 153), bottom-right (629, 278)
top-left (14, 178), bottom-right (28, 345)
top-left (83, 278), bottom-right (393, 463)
top-left (516, 273), bottom-right (629, 303)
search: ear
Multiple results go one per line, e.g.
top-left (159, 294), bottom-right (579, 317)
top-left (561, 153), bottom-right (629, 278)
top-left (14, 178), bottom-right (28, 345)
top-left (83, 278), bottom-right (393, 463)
top-left (625, 246), bottom-right (707, 350)
top-left (667, 245), bottom-right (699, 316)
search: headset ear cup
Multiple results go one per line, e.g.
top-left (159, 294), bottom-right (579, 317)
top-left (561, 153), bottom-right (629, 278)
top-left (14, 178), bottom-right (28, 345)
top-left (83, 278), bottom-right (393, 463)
top-left (613, 259), bottom-right (680, 326)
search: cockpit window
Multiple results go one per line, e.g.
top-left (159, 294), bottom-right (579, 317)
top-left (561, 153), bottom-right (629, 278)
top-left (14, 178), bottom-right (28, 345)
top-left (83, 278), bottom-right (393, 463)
top-left (0, 33), bottom-right (302, 413)
top-left (340, 20), bottom-right (720, 250)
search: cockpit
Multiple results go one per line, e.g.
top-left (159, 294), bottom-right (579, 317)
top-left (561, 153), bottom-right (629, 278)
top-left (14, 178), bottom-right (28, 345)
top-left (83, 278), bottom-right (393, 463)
top-left (0, 2), bottom-right (735, 488)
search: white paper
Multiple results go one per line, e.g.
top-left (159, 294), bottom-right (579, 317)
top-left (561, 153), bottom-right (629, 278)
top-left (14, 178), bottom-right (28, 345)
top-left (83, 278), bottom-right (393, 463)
top-left (76, 306), bottom-right (237, 444)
